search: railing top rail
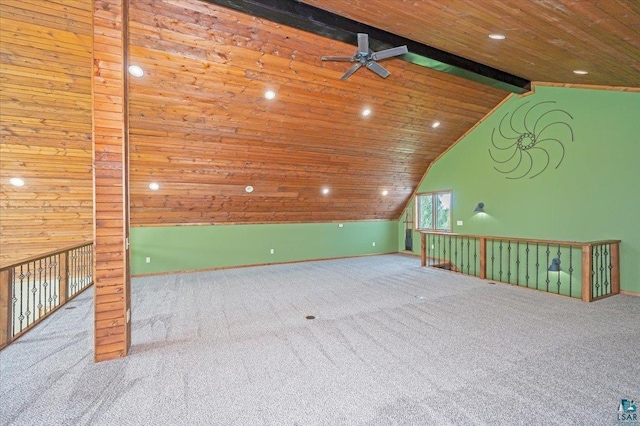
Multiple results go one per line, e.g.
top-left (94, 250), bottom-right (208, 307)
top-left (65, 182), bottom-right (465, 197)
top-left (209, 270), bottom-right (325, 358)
top-left (0, 241), bottom-right (93, 271)
top-left (418, 231), bottom-right (620, 248)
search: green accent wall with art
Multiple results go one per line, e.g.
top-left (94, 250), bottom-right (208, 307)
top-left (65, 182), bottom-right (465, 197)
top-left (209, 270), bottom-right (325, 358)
top-left (131, 221), bottom-right (398, 275)
top-left (400, 85), bottom-right (640, 294)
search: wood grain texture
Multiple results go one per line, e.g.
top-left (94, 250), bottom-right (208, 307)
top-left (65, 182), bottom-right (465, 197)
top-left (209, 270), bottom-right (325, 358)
top-left (302, 0), bottom-right (640, 87)
top-left (93, 0), bottom-right (130, 362)
top-left (0, 0), bottom-right (93, 267)
top-left (127, 0), bottom-right (509, 225)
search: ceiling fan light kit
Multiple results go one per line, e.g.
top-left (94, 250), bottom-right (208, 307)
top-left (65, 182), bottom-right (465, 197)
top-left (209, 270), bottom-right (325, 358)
top-left (321, 33), bottom-right (408, 80)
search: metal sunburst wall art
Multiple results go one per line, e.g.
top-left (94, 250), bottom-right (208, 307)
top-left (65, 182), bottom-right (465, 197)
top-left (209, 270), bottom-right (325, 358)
top-left (489, 101), bottom-right (574, 179)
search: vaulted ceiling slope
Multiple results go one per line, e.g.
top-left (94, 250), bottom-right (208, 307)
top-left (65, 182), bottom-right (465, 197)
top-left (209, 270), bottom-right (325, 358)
top-left (128, 0), bottom-right (509, 225)
top-left (302, 0), bottom-right (640, 88)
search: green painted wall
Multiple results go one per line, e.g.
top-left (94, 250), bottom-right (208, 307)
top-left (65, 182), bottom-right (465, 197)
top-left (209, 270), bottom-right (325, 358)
top-left (131, 221), bottom-right (398, 275)
top-left (400, 86), bottom-right (640, 294)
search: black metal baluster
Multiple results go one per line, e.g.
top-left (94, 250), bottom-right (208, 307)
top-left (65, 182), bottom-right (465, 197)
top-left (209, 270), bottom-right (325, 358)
top-left (18, 265), bottom-right (25, 334)
top-left (473, 238), bottom-right (477, 276)
top-left (47, 256), bottom-right (54, 313)
top-left (460, 237), bottom-right (465, 274)
top-left (454, 236), bottom-right (459, 272)
top-left (516, 241), bottom-right (520, 286)
top-left (25, 262), bottom-right (33, 328)
top-left (606, 244), bottom-right (613, 296)
top-left (591, 246), bottom-right (597, 298)
top-left (32, 261), bottom-right (38, 325)
top-left (600, 244), bottom-right (609, 294)
top-left (595, 246), bottom-right (601, 298)
top-left (53, 255), bottom-right (59, 307)
top-left (556, 245), bottom-right (562, 294)
top-left (447, 235), bottom-right (451, 267)
top-left (466, 238), bottom-right (471, 275)
top-left (525, 242), bottom-right (530, 288)
top-left (499, 241), bottom-right (503, 282)
top-left (460, 237), bottom-right (464, 274)
top-left (545, 244), bottom-right (550, 292)
top-left (491, 240), bottom-right (495, 280)
top-left (90, 244), bottom-right (94, 283)
top-left (507, 241), bottom-right (511, 283)
top-left (78, 245), bottom-right (85, 290)
top-left (69, 249), bottom-right (75, 297)
top-left (535, 243), bottom-right (539, 290)
top-left (568, 247), bottom-right (574, 297)
top-left (603, 244), bottom-right (610, 295)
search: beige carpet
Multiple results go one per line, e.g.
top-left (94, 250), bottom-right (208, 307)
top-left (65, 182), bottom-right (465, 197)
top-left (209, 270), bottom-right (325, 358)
top-left (1, 254), bottom-right (639, 425)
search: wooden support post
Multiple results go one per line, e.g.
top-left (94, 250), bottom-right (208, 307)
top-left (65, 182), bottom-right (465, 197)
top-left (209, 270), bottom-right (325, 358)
top-left (581, 245), bottom-right (593, 302)
top-left (421, 233), bottom-right (426, 267)
top-left (610, 243), bottom-right (620, 295)
top-left (0, 269), bottom-right (11, 349)
top-left (479, 237), bottom-right (486, 279)
top-left (59, 252), bottom-right (68, 305)
top-left (93, 0), bottom-right (131, 362)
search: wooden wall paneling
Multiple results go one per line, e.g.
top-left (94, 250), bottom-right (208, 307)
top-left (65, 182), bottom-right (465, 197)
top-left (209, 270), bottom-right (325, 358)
top-left (127, 0), bottom-right (509, 226)
top-left (0, 0), bottom-right (93, 268)
top-left (93, 0), bottom-right (131, 362)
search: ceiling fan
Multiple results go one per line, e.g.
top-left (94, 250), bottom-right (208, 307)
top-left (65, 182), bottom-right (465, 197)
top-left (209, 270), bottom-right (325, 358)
top-left (321, 33), bottom-right (408, 80)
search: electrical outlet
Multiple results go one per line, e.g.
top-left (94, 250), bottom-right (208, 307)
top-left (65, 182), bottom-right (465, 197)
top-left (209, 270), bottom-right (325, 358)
top-left (457, 220), bottom-right (463, 226)
top-left (372, 242), bottom-right (376, 247)
top-left (270, 248), bottom-right (275, 254)
top-left (338, 223), bottom-right (344, 228)
top-left (145, 257), bottom-right (151, 263)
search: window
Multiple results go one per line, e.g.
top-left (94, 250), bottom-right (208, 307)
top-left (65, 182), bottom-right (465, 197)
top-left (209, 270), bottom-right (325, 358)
top-left (416, 190), bottom-right (452, 231)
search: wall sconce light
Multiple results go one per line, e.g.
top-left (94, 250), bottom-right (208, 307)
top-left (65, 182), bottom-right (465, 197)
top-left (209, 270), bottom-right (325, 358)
top-left (548, 258), bottom-right (561, 272)
top-left (474, 202), bottom-right (485, 213)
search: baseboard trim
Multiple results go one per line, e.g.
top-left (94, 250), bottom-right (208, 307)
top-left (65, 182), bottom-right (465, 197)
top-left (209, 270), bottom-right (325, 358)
top-left (620, 290), bottom-right (640, 298)
top-left (398, 250), bottom-right (420, 257)
top-left (132, 251), bottom-right (400, 278)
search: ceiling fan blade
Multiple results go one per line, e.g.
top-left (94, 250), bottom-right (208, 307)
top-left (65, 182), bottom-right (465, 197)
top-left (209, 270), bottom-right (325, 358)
top-left (366, 61), bottom-right (391, 78)
top-left (321, 55), bottom-right (356, 62)
top-left (341, 63), bottom-right (362, 80)
top-left (357, 33), bottom-right (369, 54)
top-left (371, 45), bottom-right (408, 61)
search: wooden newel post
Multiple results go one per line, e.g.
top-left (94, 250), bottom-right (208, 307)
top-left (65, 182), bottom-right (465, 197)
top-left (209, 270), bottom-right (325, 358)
top-left (479, 237), bottom-right (486, 279)
top-left (59, 252), bottom-right (68, 305)
top-left (0, 268), bottom-right (11, 349)
top-left (610, 242), bottom-right (620, 295)
top-left (581, 244), bottom-right (593, 302)
top-left (421, 233), bottom-right (426, 267)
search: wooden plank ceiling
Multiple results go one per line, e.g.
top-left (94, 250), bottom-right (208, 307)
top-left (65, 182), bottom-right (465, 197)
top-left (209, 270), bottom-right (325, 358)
top-left (128, 0), bottom-right (509, 225)
top-left (302, 0), bottom-right (640, 88)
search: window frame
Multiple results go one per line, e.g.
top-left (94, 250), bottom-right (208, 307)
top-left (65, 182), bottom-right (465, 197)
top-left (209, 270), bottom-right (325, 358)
top-left (415, 190), bottom-right (453, 232)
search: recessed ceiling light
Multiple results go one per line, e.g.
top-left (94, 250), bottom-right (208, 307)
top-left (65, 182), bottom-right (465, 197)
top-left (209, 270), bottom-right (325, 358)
top-left (488, 34), bottom-right (506, 40)
top-left (128, 65), bottom-right (144, 77)
top-left (148, 182), bottom-right (160, 191)
top-left (322, 187), bottom-right (330, 195)
top-left (432, 121), bottom-right (441, 128)
top-left (573, 70), bottom-right (588, 75)
top-left (362, 108), bottom-right (371, 117)
top-left (382, 190), bottom-right (389, 196)
top-left (9, 177), bottom-right (25, 187)
top-left (264, 90), bottom-right (276, 100)
top-left (245, 185), bottom-right (254, 193)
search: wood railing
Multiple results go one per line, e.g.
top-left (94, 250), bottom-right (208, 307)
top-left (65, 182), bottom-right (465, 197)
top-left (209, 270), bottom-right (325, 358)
top-left (0, 242), bottom-right (93, 349)
top-left (419, 232), bottom-right (620, 302)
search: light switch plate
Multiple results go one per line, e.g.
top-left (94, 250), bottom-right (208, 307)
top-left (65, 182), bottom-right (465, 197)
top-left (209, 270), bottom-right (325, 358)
top-left (457, 220), bottom-right (463, 226)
